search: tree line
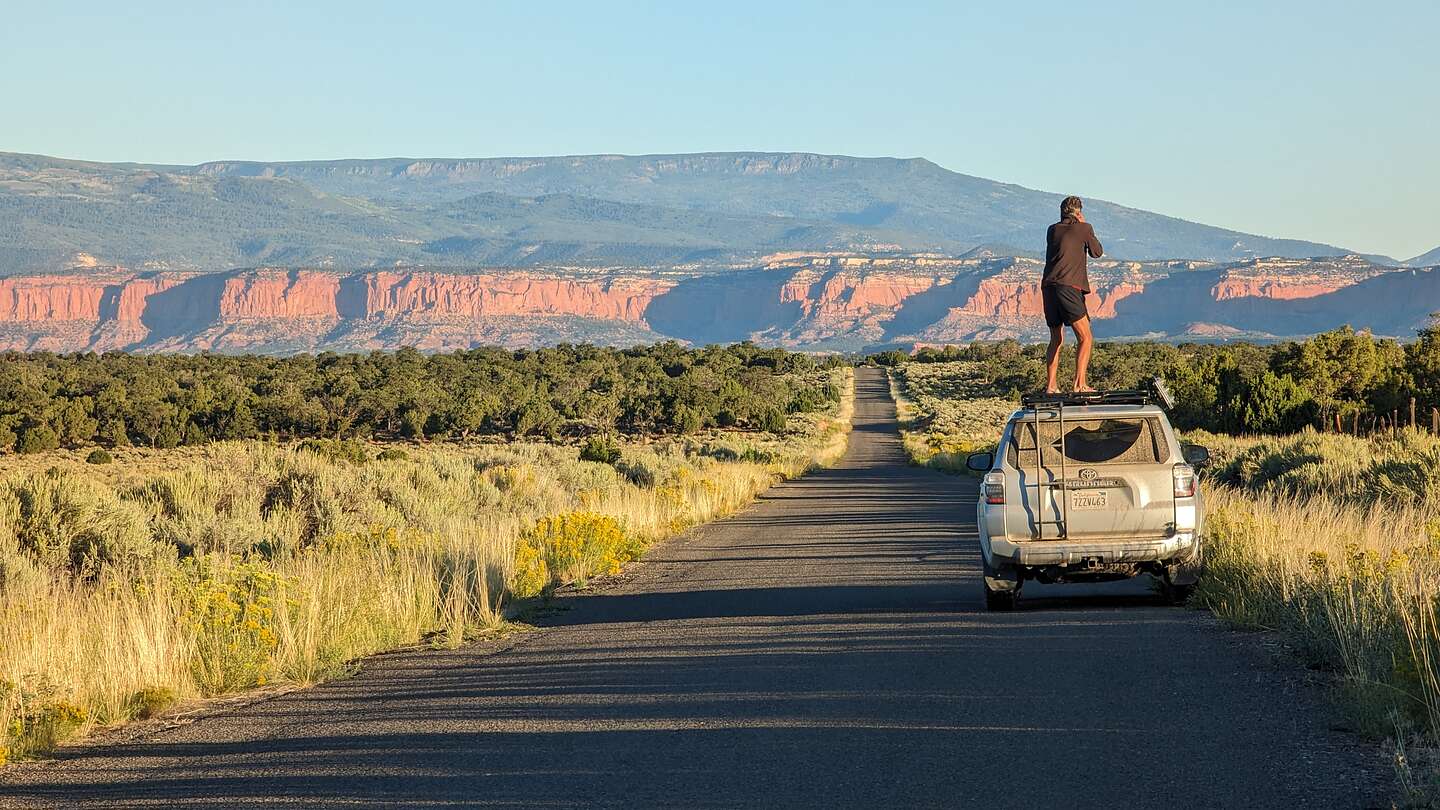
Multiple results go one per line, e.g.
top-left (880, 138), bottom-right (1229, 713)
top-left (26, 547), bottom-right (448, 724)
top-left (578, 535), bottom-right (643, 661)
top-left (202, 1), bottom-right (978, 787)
top-left (0, 343), bottom-right (846, 454)
top-left (874, 319), bottom-right (1440, 435)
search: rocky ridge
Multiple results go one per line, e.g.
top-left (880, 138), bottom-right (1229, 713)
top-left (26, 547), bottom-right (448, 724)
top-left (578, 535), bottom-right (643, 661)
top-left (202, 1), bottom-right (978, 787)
top-left (0, 254), bottom-right (1430, 353)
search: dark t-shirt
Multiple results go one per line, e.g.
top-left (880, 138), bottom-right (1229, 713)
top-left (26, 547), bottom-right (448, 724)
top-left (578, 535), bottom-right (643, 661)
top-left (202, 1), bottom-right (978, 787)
top-left (1042, 217), bottom-right (1103, 292)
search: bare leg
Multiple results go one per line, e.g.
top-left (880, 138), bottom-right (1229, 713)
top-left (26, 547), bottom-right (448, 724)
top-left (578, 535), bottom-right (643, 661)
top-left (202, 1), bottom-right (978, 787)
top-left (1044, 325), bottom-right (1063, 393)
top-left (1071, 316), bottom-right (1094, 392)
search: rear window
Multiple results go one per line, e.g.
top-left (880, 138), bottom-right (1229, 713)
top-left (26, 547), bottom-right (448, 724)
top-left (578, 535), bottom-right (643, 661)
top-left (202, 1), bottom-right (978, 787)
top-left (1006, 417), bottom-right (1168, 467)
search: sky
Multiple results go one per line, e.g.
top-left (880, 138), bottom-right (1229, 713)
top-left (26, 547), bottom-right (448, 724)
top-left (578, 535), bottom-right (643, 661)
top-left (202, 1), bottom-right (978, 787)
top-left (3, 1), bottom-right (1437, 260)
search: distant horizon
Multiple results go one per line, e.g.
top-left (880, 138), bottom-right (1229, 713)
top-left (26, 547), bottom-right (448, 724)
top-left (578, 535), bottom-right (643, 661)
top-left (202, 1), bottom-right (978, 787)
top-left (6, 146), bottom-right (1424, 264)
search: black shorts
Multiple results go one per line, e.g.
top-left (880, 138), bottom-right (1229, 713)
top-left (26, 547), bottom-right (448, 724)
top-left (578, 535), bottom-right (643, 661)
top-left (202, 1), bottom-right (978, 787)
top-left (1042, 283), bottom-right (1088, 328)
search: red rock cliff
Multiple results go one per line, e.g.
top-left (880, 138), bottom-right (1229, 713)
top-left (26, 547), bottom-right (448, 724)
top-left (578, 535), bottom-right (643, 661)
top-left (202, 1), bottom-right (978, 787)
top-left (0, 275), bottom-right (108, 321)
top-left (0, 268), bottom-right (679, 351)
top-left (219, 271), bottom-right (343, 319)
top-left (0, 255), bottom-right (1414, 352)
top-left (359, 272), bottom-right (671, 321)
top-left (955, 277), bottom-right (1145, 319)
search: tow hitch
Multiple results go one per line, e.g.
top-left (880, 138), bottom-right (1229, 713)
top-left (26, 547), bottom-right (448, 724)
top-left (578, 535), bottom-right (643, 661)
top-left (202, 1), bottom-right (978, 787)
top-left (1035, 559), bottom-right (1140, 584)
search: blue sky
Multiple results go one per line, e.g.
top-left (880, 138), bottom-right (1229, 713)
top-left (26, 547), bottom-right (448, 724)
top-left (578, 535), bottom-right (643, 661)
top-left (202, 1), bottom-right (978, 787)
top-left (4, 1), bottom-right (1436, 259)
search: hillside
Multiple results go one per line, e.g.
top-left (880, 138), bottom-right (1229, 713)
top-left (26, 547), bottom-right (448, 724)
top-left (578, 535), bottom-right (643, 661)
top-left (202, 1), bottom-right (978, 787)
top-left (1, 254), bottom-right (1431, 353)
top-left (1409, 246), bottom-right (1440, 266)
top-left (0, 151), bottom-right (1369, 276)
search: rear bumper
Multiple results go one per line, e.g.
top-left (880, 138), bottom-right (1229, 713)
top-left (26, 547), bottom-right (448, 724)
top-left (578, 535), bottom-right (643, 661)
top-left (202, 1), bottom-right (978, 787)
top-left (992, 533), bottom-right (1198, 567)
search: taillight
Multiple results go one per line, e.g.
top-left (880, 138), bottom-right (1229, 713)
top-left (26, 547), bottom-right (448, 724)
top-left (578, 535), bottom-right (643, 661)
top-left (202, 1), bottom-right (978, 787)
top-left (984, 471), bottom-right (1005, 505)
top-left (1173, 463), bottom-right (1195, 498)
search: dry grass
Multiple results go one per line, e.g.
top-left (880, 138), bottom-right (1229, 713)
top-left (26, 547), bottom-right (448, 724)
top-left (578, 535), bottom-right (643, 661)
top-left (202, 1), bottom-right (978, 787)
top-left (1192, 428), bottom-right (1440, 804)
top-left (1193, 427), bottom-right (1440, 514)
top-left (0, 369), bottom-right (853, 762)
top-left (1197, 487), bottom-right (1440, 806)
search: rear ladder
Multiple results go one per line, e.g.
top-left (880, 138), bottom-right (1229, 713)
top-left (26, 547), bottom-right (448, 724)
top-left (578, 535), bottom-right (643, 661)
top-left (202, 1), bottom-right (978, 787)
top-left (1026, 399), bottom-right (1068, 541)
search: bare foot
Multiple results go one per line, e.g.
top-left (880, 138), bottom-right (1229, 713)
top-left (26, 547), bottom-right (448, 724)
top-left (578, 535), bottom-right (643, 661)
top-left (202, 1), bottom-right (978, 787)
top-left (1073, 385), bottom-right (1096, 393)
top-left (1045, 386), bottom-right (1061, 394)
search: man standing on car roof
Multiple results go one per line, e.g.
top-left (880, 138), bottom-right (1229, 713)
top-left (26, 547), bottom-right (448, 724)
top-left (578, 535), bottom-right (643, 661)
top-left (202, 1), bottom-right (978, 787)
top-left (1041, 195), bottom-right (1103, 393)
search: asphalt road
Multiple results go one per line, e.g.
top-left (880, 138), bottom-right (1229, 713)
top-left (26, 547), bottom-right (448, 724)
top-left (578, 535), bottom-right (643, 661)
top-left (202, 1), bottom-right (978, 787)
top-left (1, 368), bottom-right (1382, 808)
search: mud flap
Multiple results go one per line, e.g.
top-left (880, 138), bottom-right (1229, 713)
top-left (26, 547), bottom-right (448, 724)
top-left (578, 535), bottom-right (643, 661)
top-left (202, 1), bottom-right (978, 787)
top-left (1165, 553), bottom-right (1203, 587)
top-left (983, 557), bottom-right (1020, 593)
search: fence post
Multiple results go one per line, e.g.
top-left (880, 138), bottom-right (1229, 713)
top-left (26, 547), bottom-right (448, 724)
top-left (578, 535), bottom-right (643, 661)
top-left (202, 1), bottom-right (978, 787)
top-left (1411, 398), bottom-right (1418, 430)
top-left (1433, 407), bottom-right (1439, 435)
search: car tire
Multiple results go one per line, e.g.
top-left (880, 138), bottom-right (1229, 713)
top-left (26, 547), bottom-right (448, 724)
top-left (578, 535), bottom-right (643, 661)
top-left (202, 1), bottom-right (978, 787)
top-left (982, 557), bottom-right (1020, 611)
top-left (984, 586), bottom-right (1017, 611)
top-left (1160, 579), bottom-right (1196, 605)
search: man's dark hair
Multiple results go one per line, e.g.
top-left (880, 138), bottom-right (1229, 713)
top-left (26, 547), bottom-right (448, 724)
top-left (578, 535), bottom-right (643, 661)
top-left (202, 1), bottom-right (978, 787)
top-left (1060, 195), bottom-right (1083, 219)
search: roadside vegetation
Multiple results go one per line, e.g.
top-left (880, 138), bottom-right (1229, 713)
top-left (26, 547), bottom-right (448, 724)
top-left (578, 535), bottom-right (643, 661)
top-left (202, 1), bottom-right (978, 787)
top-left (888, 353), bottom-right (1440, 804)
top-left (887, 361), bottom-right (1012, 474)
top-left (874, 320), bottom-right (1440, 436)
top-left (0, 357), bottom-right (852, 765)
top-left (1192, 427), bottom-right (1440, 802)
top-left (0, 342), bottom-right (846, 453)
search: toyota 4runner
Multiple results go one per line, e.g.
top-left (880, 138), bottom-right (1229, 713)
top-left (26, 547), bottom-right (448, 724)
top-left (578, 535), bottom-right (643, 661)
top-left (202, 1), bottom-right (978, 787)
top-left (965, 387), bottom-right (1211, 611)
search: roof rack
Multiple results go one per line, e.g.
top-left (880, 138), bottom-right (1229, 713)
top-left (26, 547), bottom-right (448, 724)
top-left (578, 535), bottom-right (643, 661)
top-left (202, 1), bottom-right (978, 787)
top-left (1020, 377), bottom-right (1176, 411)
top-left (1020, 389), bottom-right (1150, 408)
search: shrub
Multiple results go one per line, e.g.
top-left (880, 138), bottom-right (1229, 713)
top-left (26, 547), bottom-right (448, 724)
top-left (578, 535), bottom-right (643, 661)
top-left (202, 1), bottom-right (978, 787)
top-left (375, 447), bottom-right (408, 462)
top-left (757, 407), bottom-right (788, 434)
top-left (16, 425), bottom-right (59, 455)
top-left (579, 435), bottom-right (622, 465)
top-left (399, 408), bottom-right (429, 439)
top-left (261, 465), bottom-right (352, 547)
top-left (614, 457), bottom-right (658, 487)
top-left (702, 443), bottom-right (740, 462)
top-left (740, 447), bottom-right (778, 464)
top-left (296, 438), bottom-right (370, 465)
top-left (484, 464), bottom-right (533, 494)
top-left (1223, 371), bottom-right (1317, 434)
top-left (84, 449), bottom-right (114, 465)
top-left (128, 686), bottom-right (178, 720)
top-left (511, 540), bottom-right (549, 598)
top-left (7, 700), bottom-right (88, 758)
top-left (517, 512), bottom-right (639, 589)
top-left (3, 469), bottom-right (154, 576)
top-left (154, 424), bottom-right (182, 449)
top-left (176, 560), bottom-right (285, 695)
top-left (672, 405), bottom-right (703, 435)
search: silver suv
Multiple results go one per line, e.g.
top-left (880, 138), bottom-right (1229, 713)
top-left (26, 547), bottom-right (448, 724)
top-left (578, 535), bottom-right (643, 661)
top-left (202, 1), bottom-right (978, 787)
top-left (965, 389), bottom-right (1210, 611)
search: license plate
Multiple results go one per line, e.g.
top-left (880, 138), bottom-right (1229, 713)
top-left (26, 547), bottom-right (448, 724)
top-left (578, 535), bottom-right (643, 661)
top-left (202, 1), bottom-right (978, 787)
top-left (1071, 491), bottom-right (1109, 510)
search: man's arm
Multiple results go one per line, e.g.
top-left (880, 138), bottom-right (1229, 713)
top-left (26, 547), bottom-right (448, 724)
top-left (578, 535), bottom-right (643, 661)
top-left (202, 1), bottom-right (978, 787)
top-left (1086, 224), bottom-right (1104, 258)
